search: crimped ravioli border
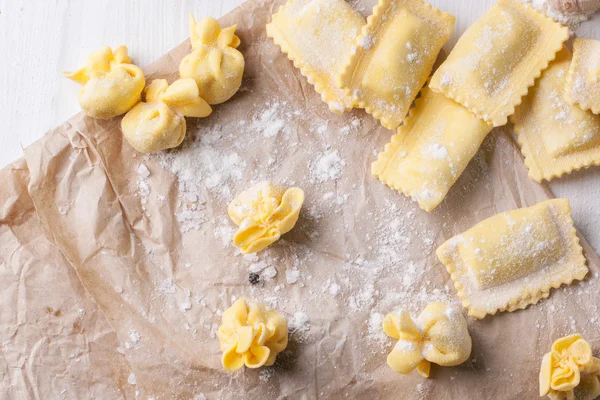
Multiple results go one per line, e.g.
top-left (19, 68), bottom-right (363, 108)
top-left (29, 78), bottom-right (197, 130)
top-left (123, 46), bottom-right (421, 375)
top-left (512, 113), bottom-right (600, 182)
top-left (266, 0), bottom-right (361, 114)
top-left (436, 199), bottom-right (588, 319)
top-left (337, 0), bottom-right (454, 130)
top-left (510, 50), bottom-right (600, 183)
top-left (371, 88), bottom-right (435, 211)
top-left (565, 39), bottom-right (600, 115)
top-left (429, 0), bottom-right (568, 127)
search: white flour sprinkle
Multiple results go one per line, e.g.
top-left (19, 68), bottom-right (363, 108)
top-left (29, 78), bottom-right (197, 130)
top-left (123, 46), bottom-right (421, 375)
top-left (359, 35), bottom-right (375, 50)
top-left (440, 73), bottom-right (453, 87)
top-left (520, 0), bottom-right (595, 29)
top-left (180, 299), bottom-right (192, 312)
top-left (137, 163), bottom-right (150, 178)
top-left (427, 144), bottom-right (449, 160)
top-left (159, 278), bottom-right (176, 294)
top-left (263, 266), bottom-right (278, 280)
top-left (310, 150), bottom-right (345, 183)
top-left (259, 368), bottom-right (274, 382)
top-left (127, 373), bottom-right (136, 385)
top-left (286, 268), bottom-right (301, 284)
top-left (249, 261), bottom-right (269, 273)
top-left (288, 312), bottom-right (311, 343)
top-left (252, 102), bottom-right (290, 138)
top-left (159, 128), bottom-right (246, 232)
top-left (125, 329), bottom-right (140, 349)
top-left (366, 311), bottom-right (389, 346)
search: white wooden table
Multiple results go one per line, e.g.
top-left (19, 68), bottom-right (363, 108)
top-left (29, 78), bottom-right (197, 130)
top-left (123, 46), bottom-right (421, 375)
top-left (1, 0), bottom-right (599, 250)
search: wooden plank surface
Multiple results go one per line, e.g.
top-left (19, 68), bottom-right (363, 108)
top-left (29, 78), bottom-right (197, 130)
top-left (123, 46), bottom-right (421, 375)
top-left (1, 0), bottom-right (599, 249)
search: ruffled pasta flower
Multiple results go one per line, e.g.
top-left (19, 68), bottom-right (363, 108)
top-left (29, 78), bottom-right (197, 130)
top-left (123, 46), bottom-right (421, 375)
top-left (382, 302), bottom-right (472, 378)
top-left (63, 45), bottom-right (145, 119)
top-left (217, 298), bottom-right (288, 372)
top-left (540, 334), bottom-right (600, 400)
top-left (228, 182), bottom-right (304, 254)
top-left (179, 15), bottom-right (245, 105)
top-left (121, 78), bottom-right (212, 153)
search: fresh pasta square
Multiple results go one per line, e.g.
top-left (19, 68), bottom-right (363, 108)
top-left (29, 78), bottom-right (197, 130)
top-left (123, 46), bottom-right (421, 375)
top-left (266, 0), bottom-right (365, 114)
top-left (338, 0), bottom-right (455, 130)
top-left (511, 48), bottom-right (600, 182)
top-left (372, 86), bottom-right (492, 212)
top-left (430, 0), bottom-right (568, 127)
top-left (565, 38), bottom-right (600, 115)
top-left (437, 199), bottom-right (588, 319)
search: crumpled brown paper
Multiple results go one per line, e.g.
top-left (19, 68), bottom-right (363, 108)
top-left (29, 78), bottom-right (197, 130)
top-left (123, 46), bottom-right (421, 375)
top-left (3, 0), bottom-right (600, 399)
top-left (0, 159), bottom-right (134, 399)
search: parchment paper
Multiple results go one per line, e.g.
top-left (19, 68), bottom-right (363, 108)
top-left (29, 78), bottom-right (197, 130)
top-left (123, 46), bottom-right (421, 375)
top-left (4, 0), bottom-right (600, 399)
top-left (0, 159), bottom-right (134, 399)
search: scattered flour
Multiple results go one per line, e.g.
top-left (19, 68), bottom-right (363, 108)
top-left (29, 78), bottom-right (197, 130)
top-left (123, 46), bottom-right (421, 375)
top-left (310, 151), bottom-right (345, 183)
top-left (125, 330), bottom-right (140, 350)
top-left (520, 0), bottom-right (596, 29)
top-left (259, 368), bottom-right (274, 382)
top-left (252, 102), bottom-right (290, 138)
top-left (366, 311), bottom-right (389, 347)
top-left (158, 128), bottom-right (246, 232)
top-left (288, 312), bottom-right (311, 343)
top-left (427, 143), bottom-right (449, 160)
top-left (127, 373), bottom-right (137, 385)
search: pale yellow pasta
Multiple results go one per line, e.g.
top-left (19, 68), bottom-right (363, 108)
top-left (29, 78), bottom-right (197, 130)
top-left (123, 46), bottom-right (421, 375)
top-left (382, 303), bottom-right (471, 378)
top-left (63, 46), bottom-right (145, 119)
top-left (540, 334), bottom-right (600, 400)
top-left (228, 182), bottom-right (304, 254)
top-left (217, 298), bottom-right (288, 372)
top-left (565, 38), bottom-right (600, 115)
top-left (511, 48), bottom-right (600, 182)
top-left (429, 0), bottom-right (569, 127)
top-left (372, 87), bottom-right (492, 212)
top-left (436, 199), bottom-right (588, 319)
top-left (266, 0), bottom-right (365, 113)
top-left (338, 0), bottom-right (455, 130)
top-left (121, 79), bottom-right (212, 153)
top-left (179, 15), bottom-right (245, 105)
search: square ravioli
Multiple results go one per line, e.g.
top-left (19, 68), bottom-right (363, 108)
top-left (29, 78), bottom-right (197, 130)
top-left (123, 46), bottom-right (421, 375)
top-left (337, 0), bottom-right (455, 130)
top-left (372, 86), bottom-right (492, 212)
top-left (436, 199), bottom-right (588, 319)
top-left (266, 0), bottom-right (364, 114)
top-left (511, 48), bottom-right (600, 182)
top-left (565, 38), bottom-right (600, 115)
top-left (429, 0), bottom-right (568, 127)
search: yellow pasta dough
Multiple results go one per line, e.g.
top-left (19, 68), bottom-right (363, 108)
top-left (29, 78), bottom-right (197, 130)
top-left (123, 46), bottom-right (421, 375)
top-left (565, 38), bottom-right (600, 115)
top-left (511, 48), bottom-right (600, 182)
top-left (338, 0), bottom-right (455, 130)
top-left (217, 298), bottom-right (288, 372)
top-left (540, 334), bottom-right (600, 400)
top-left (121, 79), bottom-right (212, 153)
top-left (179, 15), bottom-right (245, 105)
top-left (372, 86), bottom-right (493, 212)
top-left (382, 302), bottom-right (471, 378)
top-left (63, 45), bottom-right (145, 119)
top-left (228, 182), bottom-right (304, 254)
top-left (266, 0), bottom-right (365, 114)
top-left (436, 199), bottom-right (588, 319)
top-left (429, 0), bottom-right (569, 127)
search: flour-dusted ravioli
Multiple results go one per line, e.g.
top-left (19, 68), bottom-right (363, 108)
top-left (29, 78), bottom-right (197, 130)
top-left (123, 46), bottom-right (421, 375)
top-left (511, 48), bottom-right (600, 182)
top-left (437, 199), bottom-right (588, 319)
top-left (429, 0), bottom-right (569, 127)
top-left (338, 0), bottom-right (455, 130)
top-left (565, 38), bottom-right (600, 115)
top-left (372, 87), bottom-right (492, 212)
top-left (266, 0), bottom-right (364, 113)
